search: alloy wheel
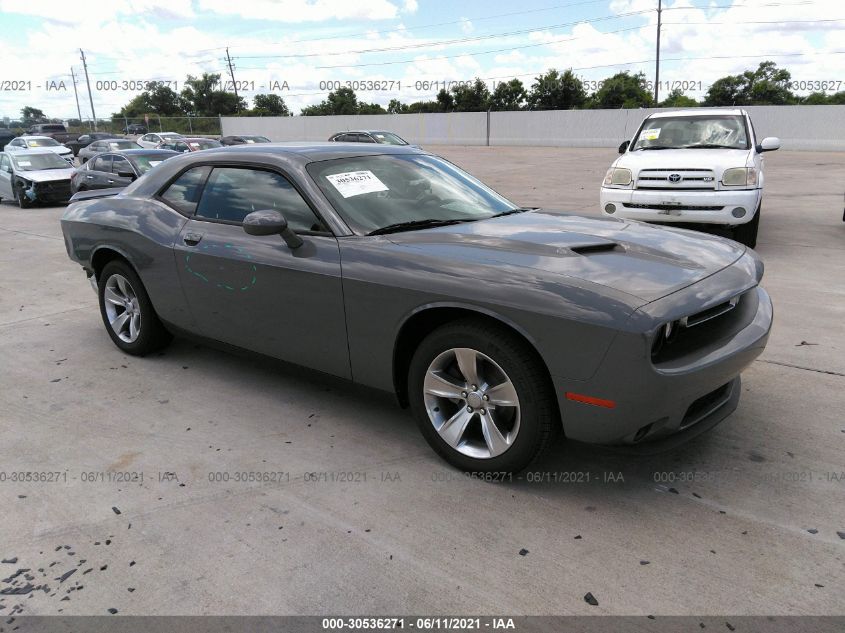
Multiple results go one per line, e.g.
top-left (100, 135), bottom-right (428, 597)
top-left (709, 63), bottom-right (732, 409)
top-left (423, 347), bottom-right (521, 459)
top-left (103, 274), bottom-right (141, 343)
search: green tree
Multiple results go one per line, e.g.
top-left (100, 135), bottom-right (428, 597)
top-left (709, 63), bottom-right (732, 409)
top-left (450, 78), bottom-right (490, 112)
top-left (21, 106), bottom-right (46, 124)
top-left (489, 78), bottom-right (527, 111)
top-left (249, 94), bottom-right (291, 116)
top-left (590, 71), bottom-right (652, 109)
top-left (704, 61), bottom-right (796, 106)
top-left (436, 89), bottom-right (454, 112)
top-left (180, 73), bottom-right (246, 116)
top-left (301, 87), bottom-right (360, 116)
top-left (659, 88), bottom-right (698, 108)
top-left (358, 101), bottom-right (387, 114)
top-left (387, 98), bottom-right (408, 114)
top-left (118, 82), bottom-right (183, 117)
top-left (406, 100), bottom-right (442, 113)
top-left (527, 69), bottom-right (586, 110)
top-left (801, 90), bottom-right (845, 105)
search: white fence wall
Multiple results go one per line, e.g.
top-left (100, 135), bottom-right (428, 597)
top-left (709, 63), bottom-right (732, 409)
top-left (221, 105), bottom-right (845, 151)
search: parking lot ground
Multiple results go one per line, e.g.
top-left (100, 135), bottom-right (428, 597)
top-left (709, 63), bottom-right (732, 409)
top-left (0, 148), bottom-right (843, 616)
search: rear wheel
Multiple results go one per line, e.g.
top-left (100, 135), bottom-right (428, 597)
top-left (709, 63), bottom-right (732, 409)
top-left (98, 260), bottom-right (172, 355)
top-left (733, 203), bottom-right (760, 248)
top-left (408, 319), bottom-right (557, 473)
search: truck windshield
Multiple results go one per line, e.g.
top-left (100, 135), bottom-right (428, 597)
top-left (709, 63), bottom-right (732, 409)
top-left (632, 115), bottom-right (749, 150)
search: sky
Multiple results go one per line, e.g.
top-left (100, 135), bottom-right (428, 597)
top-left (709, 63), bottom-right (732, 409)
top-left (0, 0), bottom-right (843, 121)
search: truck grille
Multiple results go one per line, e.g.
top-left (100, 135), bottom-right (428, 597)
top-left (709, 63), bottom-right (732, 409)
top-left (623, 203), bottom-right (724, 212)
top-left (636, 168), bottom-right (717, 190)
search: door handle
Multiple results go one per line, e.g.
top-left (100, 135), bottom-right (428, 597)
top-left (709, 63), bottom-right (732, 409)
top-left (107, 179), bottom-right (114, 184)
top-left (183, 232), bottom-right (203, 246)
top-left (85, 175), bottom-right (94, 179)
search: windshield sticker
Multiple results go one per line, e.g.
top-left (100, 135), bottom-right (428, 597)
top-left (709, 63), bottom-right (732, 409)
top-left (326, 170), bottom-right (389, 198)
top-left (17, 161), bottom-right (32, 166)
top-left (641, 128), bottom-right (661, 141)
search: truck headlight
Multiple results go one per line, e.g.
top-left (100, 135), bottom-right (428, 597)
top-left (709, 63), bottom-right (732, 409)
top-left (722, 167), bottom-right (758, 187)
top-left (603, 167), bottom-right (633, 188)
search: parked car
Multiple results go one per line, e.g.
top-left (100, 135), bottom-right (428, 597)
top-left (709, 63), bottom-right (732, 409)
top-left (60, 143), bottom-right (772, 473)
top-left (600, 108), bottom-right (779, 248)
top-left (71, 149), bottom-right (179, 193)
top-left (4, 136), bottom-right (73, 162)
top-left (78, 138), bottom-right (142, 164)
top-left (0, 150), bottom-right (74, 207)
top-left (65, 132), bottom-right (122, 157)
top-left (158, 137), bottom-right (222, 152)
top-left (136, 132), bottom-right (185, 149)
top-left (220, 135), bottom-right (271, 146)
top-left (123, 123), bottom-right (148, 135)
top-left (328, 130), bottom-right (415, 146)
top-left (0, 131), bottom-right (18, 149)
top-left (24, 123), bottom-right (77, 145)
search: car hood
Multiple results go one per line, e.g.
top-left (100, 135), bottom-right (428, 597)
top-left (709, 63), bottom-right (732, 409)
top-left (615, 148), bottom-right (753, 172)
top-left (387, 210), bottom-right (747, 303)
top-left (31, 145), bottom-right (71, 155)
top-left (16, 167), bottom-right (75, 182)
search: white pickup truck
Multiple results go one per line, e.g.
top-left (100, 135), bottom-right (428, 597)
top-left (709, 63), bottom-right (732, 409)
top-left (599, 109), bottom-right (780, 247)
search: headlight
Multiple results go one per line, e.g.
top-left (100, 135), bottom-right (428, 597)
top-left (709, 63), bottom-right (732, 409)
top-left (603, 167), bottom-right (633, 187)
top-left (722, 167), bottom-right (757, 187)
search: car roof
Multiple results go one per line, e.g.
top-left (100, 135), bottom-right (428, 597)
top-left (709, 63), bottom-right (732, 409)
top-left (20, 135), bottom-right (54, 140)
top-left (201, 141), bottom-right (422, 163)
top-left (174, 137), bottom-right (219, 142)
top-left (8, 149), bottom-right (60, 156)
top-left (648, 108), bottom-right (746, 119)
top-left (109, 149), bottom-right (179, 156)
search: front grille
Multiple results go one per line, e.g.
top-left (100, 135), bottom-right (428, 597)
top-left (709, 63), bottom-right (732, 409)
top-left (681, 382), bottom-right (731, 429)
top-left (623, 203), bottom-right (724, 212)
top-left (636, 168), bottom-right (716, 190)
top-left (34, 180), bottom-right (72, 200)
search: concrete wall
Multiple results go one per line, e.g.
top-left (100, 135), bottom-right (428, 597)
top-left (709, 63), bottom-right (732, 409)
top-left (221, 105), bottom-right (845, 151)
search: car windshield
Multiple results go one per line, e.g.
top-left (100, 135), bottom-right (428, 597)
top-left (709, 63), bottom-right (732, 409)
top-left (371, 132), bottom-right (407, 145)
top-left (131, 153), bottom-right (176, 174)
top-left (632, 115), bottom-right (749, 150)
top-left (12, 152), bottom-right (69, 170)
top-left (307, 154), bottom-right (518, 235)
top-left (188, 139), bottom-right (221, 150)
top-left (105, 140), bottom-right (142, 150)
top-left (27, 137), bottom-right (60, 147)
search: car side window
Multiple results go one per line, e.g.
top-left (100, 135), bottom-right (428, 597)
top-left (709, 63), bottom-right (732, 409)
top-left (90, 142), bottom-right (103, 151)
top-left (0, 154), bottom-right (9, 171)
top-left (112, 155), bottom-right (132, 175)
top-left (195, 167), bottom-right (326, 232)
top-left (358, 134), bottom-right (376, 143)
top-left (159, 166), bottom-right (212, 215)
top-left (91, 155), bottom-right (112, 172)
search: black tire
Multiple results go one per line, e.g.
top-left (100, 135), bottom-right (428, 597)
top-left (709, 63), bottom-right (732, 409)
top-left (733, 203), bottom-right (760, 248)
top-left (14, 184), bottom-right (32, 209)
top-left (97, 260), bottom-right (172, 356)
top-left (408, 319), bottom-right (558, 473)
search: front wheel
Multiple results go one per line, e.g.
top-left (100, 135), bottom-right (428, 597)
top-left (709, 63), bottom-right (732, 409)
top-left (733, 203), bottom-right (760, 248)
top-left (408, 319), bottom-right (557, 473)
top-left (98, 260), bottom-right (172, 355)
top-left (14, 184), bottom-right (32, 209)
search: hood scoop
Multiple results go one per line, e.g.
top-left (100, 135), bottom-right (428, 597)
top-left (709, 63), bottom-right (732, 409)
top-left (570, 242), bottom-right (622, 255)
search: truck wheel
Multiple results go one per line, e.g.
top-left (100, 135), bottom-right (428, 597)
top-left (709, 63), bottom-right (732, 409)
top-left (733, 204), bottom-right (760, 248)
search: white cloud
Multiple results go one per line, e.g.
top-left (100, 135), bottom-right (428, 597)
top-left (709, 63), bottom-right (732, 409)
top-left (196, 0), bottom-right (403, 22)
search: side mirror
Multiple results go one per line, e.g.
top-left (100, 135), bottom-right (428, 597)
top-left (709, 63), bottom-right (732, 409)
top-left (618, 140), bottom-right (630, 154)
top-left (756, 137), bottom-right (780, 153)
top-left (242, 209), bottom-right (303, 249)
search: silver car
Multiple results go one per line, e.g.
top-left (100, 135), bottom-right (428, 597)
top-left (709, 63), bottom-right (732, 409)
top-left (136, 132), bottom-right (185, 149)
top-left (0, 150), bottom-right (75, 207)
top-left (4, 135), bottom-right (74, 162)
top-left (78, 138), bottom-right (142, 164)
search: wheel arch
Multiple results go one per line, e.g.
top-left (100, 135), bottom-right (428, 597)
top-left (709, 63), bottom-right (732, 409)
top-left (90, 245), bottom-right (135, 280)
top-left (392, 303), bottom-right (559, 422)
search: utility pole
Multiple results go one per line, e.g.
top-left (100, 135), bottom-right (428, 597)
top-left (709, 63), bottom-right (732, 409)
top-left (70, 67), bottom-right (83, 129)
top-left (79, 49), bottom-right (97, 131)
top-left (225, 47), bottom-right (240, 112)
top-left (654, 0), bottom-right (662, 106)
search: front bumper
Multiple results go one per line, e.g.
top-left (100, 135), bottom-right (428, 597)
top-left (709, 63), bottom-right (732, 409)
top-left (552, 281), bottom-right (772, 447)
top-left (600, 187), bottom-right (761, 225)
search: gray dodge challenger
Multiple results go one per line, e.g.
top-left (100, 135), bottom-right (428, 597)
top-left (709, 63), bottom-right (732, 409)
top-left (61, 143), bottom-right (773, 472)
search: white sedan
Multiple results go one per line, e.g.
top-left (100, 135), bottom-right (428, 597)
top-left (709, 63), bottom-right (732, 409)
top-left (4, 136), bottom-right (73, 162)
top-left (136, 132), bottom-right (185, 148)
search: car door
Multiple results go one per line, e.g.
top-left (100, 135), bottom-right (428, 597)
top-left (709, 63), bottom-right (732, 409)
top-left (85, 155), bottom-right (113, 189)
top-left (169, 165), bottom-right (350, 378)
top-left (0, 154), bottom-right (13, 198)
